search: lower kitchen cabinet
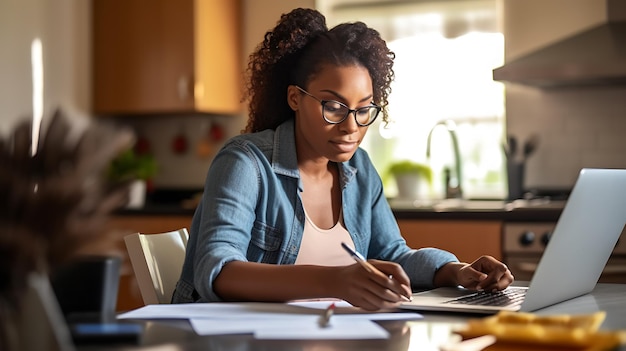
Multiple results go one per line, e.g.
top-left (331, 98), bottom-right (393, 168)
top-left (108, 215), bottom-right (193, 236)
top-left (397, 219), bottom-right (503, 263)
top-left (106, 215), bottom-right (193, 311)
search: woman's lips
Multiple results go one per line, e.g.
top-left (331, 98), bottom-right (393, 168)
top-left (331, 140), bottom-right (358, 153)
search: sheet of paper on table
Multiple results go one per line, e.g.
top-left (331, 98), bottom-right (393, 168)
top-left (191, 316), bottom-right (392, 339)
top-left (117, 300), bottom-right (423, 339)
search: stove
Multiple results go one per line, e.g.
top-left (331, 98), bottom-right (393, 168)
top-left (503, 222), bottom-right (626, 283)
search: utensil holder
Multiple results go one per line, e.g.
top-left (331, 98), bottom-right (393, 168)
top-left (507, 161), bottom-right (525, 201)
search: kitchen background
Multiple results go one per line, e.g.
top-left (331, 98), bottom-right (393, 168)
top-left (1, 0), bottom-right (625, 199)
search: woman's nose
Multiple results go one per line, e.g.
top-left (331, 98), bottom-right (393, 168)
top-left (339, 111), bottom-right (361, 133)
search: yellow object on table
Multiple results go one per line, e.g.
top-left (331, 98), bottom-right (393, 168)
top-left (455, 311), bottom-right (626, 351)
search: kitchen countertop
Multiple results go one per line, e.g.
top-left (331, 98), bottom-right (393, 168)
top-left (116, 197), bottom-right (565, 222)
top-left (115, 188), bottom-right (201, 216)
top-left (115, 203), bottom-right (197, 216)
top-left (391, 198), bottom-right (565, 222)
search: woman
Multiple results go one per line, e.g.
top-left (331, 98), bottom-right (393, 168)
top-left (172, 8), bottom-right (513, 310)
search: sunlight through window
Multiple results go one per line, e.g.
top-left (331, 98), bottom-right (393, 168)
top-left (31, 38), bottom-right (44, 157)
top-left (323, 0), bottom-right (506, 200)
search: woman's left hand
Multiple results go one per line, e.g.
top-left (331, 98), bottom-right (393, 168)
top-left (456, 256), bottom-right (514, 291)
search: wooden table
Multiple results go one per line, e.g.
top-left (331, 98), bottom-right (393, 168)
top-left (80, 283), bottom-right (626, 351)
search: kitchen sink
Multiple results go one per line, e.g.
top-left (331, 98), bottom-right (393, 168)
top-left (431, 199), bottom-right (509, 211)
top-left (389, 198), bottom-right (507, 211)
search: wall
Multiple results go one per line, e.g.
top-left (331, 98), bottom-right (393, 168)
top-left (502, 0), bottom-right (626, 189)
top-left (0, 0), bottom-right (92, 135)
top-left (242, 0), bottom-right (316, 62)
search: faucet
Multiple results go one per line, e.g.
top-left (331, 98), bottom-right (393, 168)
top-left (426, 120), bottom-right (463, 199)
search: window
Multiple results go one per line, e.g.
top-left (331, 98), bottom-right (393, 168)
top-left (320, 0), bottom-right (506, 200)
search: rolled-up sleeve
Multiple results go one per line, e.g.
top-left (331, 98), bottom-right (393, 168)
top-left (192, 141), bottom-right (260, 302)
top-left (397, 248), bottom-right (458, 289)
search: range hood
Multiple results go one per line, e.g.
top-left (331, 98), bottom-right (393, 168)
top-left (493, 0), bottom-right (626, 87)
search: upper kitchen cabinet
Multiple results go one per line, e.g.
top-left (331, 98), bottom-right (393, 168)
top-left (92, 0), bottom-right (242, 115)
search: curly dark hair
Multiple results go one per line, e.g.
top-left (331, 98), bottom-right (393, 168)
top-left (243, 8), bottom-right (395, 133)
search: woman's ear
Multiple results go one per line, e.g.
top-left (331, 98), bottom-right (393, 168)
top-left (287, 85), bottom-right (300, 112)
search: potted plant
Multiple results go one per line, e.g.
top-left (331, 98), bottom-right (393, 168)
top-left (107, 148), bottom-right (157, 208)
top-left (387, 160), bottom-right (432, 200)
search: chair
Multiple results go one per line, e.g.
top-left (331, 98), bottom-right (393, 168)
top-left (124, 228), bottom-right (189, 305)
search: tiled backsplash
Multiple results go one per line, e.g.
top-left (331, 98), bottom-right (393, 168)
top-left (123, 82), bottom-right (626, 193)
top-left (120, 113), bottom-right (246, 189)
top-left (506, 84), bottom-right (626, 190)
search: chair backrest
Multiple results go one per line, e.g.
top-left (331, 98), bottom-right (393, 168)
top-left (124, 228), bottom-right (189, 305)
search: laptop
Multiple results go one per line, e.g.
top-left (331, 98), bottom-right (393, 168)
top-left (400, 168), bottom-right (626, 314)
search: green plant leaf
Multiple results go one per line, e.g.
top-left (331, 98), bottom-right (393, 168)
top-left (106, 149), bottom-right (157, 182)
top-left (386, 160), bottom-right (432, 184)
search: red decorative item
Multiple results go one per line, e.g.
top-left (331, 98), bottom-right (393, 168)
top-left (172, 133), bottom-right (188, 154)
top-left (209, 123), bottom-right (224, 141)
top-left (134, 136), bottom-right (152, 155)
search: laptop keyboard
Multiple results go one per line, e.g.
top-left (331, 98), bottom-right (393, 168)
top-left (444, 287), bottom-right (526, 307)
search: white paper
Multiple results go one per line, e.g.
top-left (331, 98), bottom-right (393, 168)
top-left (253, 318), bottom-right (390, 340)
top-left (117, 301), bottom-right (422, 339)
top-left (188, 315), bottom-right (391, 339)
top-left (118, 301), bottom-right (422, 321)
top-left (118, 302), bottom-right (317, 320)
top-left (188, 318), bottom-right (268, 335)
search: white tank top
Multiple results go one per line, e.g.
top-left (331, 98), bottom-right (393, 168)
top-left (295, 209), bottom-right (356, 266)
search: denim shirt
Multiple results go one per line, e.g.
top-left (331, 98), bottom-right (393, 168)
top-left (172, 119), bottom-right (458, 303)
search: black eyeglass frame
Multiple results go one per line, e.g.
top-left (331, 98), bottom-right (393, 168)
top-left (294, 86), bottom-right (381, 127)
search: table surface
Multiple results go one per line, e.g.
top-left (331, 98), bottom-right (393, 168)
top-left (81, 283), bottom-right (626, 351)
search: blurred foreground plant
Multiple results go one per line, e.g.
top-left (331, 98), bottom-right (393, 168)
top-left (0, 109), bottom-right (134, 349)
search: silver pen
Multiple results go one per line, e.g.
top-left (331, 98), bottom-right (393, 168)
top-left (341, 242), bottom-right (412, 302)
top-left (318, 302), bottom-right (335, 328)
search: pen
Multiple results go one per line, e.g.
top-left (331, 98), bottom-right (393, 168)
top-left (318, 302), bottom-right (335, 328)
top-left (341, 242), bottom-right (412, 302)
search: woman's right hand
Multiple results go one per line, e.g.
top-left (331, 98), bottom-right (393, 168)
top-left (334, 260), bottom-right (412, 311)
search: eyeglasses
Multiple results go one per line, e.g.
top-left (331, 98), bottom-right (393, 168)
top-left (295, 86), bottom-right (381, 127)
